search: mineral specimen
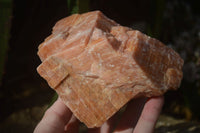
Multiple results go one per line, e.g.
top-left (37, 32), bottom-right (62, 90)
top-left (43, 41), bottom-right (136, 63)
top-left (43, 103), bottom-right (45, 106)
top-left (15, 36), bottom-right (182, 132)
top-left (37, 11), bottom-right (184, 128)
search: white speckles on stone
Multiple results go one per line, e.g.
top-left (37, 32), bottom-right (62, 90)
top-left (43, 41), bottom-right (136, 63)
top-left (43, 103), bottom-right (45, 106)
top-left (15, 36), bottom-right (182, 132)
top-left (43, 33), bottom-right (63, 46)
top-left (85, 72), bottom-right (90, 76)
top-left (109, 64), bottom-right (115, 67)
top-left (98, 61), bottom-right (103, 67)
top-left (37, 11), bottom-right (184, 128)
top-left (142, 47), bottom-right (147, 52)
top-left (116, 78), bottom-right (120, 83)
top-left (65, 88), bottom-right (72, 95)
top-left (167, 53), bottom-right (171, 60)
top-left (129, 64), bottom-right (133, 68)
top-left (88, 40), bottom-right (106, 54)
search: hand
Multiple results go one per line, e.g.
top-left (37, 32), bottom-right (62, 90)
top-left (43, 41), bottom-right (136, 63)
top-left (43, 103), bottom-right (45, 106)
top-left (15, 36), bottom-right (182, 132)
top-left (34, 96), bottom-right (164, 133)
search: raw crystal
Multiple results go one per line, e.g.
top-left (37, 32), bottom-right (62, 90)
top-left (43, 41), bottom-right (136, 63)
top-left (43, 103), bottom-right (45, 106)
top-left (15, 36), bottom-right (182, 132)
top-left (37, 11), bottom-right (184, 128)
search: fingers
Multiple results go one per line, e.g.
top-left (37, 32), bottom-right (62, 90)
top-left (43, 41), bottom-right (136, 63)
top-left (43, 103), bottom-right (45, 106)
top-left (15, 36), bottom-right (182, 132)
top-left (113, 97), bottom-right (147, 133)
top-left (65, 115), bottom-right (80, 133)
top-left (88, 112), bottom-right (119, 133)
top-left (133, 96), bottom-right (164, 133)
top-left (34, 96), bottom-right (163, 133)
top-left (34, 98), bottom-right (72, 133)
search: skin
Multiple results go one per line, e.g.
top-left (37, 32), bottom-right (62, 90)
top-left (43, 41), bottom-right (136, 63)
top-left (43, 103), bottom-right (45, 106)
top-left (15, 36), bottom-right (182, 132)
top-left (34, 96), bottom-right (164, 133)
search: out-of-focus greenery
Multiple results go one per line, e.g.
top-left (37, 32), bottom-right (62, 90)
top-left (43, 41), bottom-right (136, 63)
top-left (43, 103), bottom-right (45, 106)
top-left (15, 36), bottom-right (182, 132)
top-left (0, 0), bottom-right (12, 85)
top-left (67, 0), bottom-right (90, 14)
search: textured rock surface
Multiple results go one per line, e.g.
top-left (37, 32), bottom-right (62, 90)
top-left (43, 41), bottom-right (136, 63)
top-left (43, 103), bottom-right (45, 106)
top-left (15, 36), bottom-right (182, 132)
top-left (37, 11), bottom-right (184, 128)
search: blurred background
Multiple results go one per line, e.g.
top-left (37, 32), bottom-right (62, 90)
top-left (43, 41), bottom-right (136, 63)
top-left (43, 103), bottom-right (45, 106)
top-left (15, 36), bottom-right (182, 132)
top-left (0, 0), bottom-right (200, 132)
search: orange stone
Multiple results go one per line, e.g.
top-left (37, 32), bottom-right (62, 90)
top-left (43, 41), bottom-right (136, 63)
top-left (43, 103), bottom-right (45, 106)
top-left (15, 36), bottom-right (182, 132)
top-left (37, 11), bottom-right (184, 128)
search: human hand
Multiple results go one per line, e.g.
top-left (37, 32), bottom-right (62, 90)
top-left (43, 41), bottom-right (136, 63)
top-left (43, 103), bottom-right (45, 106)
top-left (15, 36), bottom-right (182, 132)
top-left (34, 96), bottom-right (164, 133)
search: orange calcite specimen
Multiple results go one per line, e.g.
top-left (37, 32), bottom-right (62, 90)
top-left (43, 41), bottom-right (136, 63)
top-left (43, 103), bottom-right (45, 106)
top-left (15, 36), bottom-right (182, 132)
top-left (37, 11), bottom-right (184, 128)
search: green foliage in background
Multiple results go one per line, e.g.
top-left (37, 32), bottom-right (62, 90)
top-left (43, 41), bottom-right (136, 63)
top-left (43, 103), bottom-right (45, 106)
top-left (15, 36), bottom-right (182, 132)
top-left (0, 0), bottom-right (12, 85)
top-left (48, 93), bottom-right (58, 108)
top-left (67, 0), bottom-right (90, 14)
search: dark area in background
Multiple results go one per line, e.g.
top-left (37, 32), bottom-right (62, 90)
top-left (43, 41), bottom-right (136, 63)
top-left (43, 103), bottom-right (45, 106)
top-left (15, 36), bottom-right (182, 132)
top-left (1, 0), bottom-right (69, 122)
top-left (0, 0), bottom-right (200, 132)
top-left (91, 0), bottom-right (151, 26)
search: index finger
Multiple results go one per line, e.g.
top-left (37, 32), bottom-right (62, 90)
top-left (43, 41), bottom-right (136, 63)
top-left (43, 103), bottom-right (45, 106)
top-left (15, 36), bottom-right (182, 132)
top-left (34, 98), bottom-right (72, 133)
top-left (133, 96), bottom-right (164, 133)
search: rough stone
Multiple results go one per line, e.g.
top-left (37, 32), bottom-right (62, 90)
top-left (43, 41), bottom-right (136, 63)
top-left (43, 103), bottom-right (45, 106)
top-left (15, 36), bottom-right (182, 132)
top-left (37, 11), bottom-right (184, 128)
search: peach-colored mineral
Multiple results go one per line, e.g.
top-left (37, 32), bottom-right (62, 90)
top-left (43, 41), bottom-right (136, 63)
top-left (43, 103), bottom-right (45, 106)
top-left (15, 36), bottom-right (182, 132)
top-left (37, 11), bottom-right (184, 128)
